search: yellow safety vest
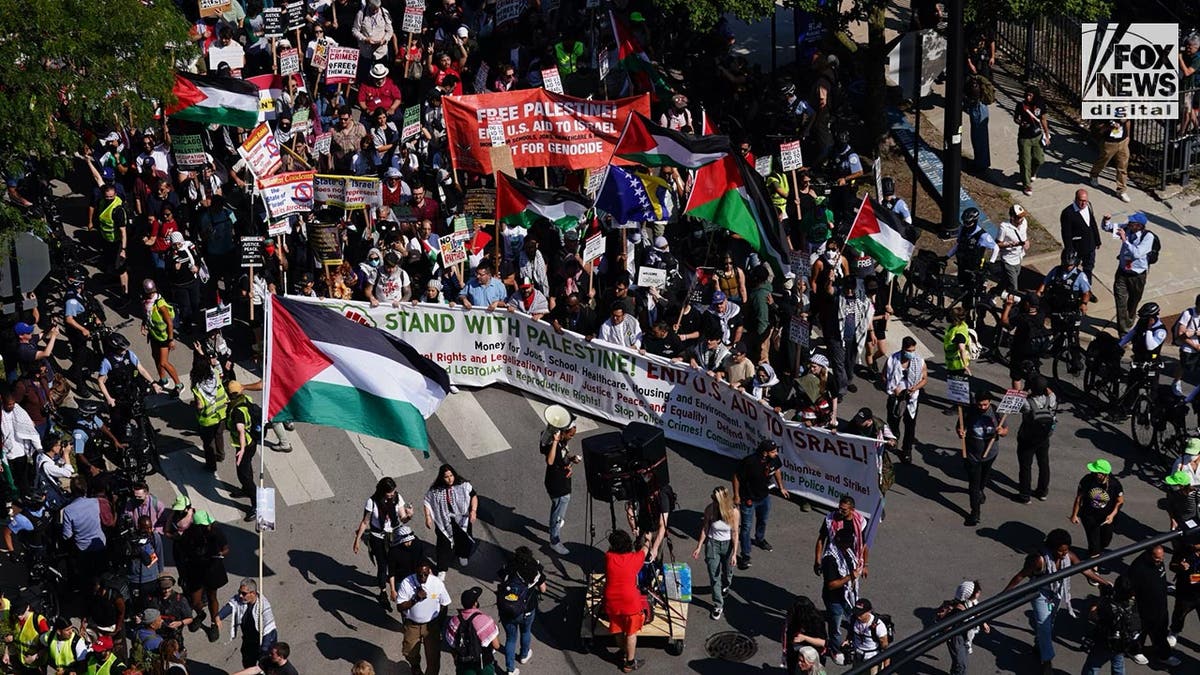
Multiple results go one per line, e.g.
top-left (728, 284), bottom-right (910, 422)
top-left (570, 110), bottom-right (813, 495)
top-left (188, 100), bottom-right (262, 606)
top-left (943, 322), bottom-right (970, 372)
top-left (226, 399), bottom-right (258, 446)
top-left (98, 196), bottom-right (123, 243)
top-left (49, 634), bottom-right (81, 668)
top-left (86, 652), bottom-right (121, 675)
top-left (146, 296), bottom-right (175, 342)
top-left (193, 380), bottom-right (229, 427)
top-left (15, 613), bottom-right (44, 665)
top-left (555, 41), bottom-right (583, 76)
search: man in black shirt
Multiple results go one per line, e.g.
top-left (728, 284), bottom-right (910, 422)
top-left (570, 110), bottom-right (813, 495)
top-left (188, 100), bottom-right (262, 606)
top-left (542, 420), bottom-right (580, 556)
top-left (732, 439), bottom-right (790, 570)
top-left (549, 292), bottom-right (599, 338)
top-left (232, 641), bottom-right (298, 675)
top-left (640, 321), bottom-right (685, 361)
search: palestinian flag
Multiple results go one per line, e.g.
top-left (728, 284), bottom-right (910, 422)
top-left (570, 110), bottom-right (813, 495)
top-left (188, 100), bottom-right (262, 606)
top-left (609, 10), bottom-right (671, 101)
top-left (166, 72), bottom-right (260, 129)
top-left (265, 296), bottom-right (451, 453)
top-left (495, 173), bottom-right (589, 231)
top-left (614, 113), bottom-right (730, 169)
top-left (685, 153), bottom-right (788, 277)
top-left (847, 195), bottom-right (914, 274)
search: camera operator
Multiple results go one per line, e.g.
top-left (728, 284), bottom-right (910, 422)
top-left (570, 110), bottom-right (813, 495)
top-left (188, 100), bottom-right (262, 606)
top-left (34, 433), bottom-right (75, 511)
top-left (71, 399), bottom-right (125, 479)
top-left (624, 472), bottom-right (675, 564)
top-left (141, 574), bottom-right (194, 648)
top-left (127, 515), bottom-right (165, 600)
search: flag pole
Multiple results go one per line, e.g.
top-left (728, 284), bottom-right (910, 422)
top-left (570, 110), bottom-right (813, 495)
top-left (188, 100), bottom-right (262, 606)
top-left (257, 292), bottom-right (273, 639)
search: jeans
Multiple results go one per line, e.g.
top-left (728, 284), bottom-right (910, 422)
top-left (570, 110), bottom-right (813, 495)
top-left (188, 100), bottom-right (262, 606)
top-left (549, 494), bottom-right (571, 545)
top-left (502, 610), bottom-right (535, 672)
top-left (703, 539), bottom-right (734, 611)
top-left (1081, 645), bottom-right (1126, 675)
top-left (966, 101), bottom-right (991, 170)
top-left (827, 599), bottom-right (852, 647)
top-left (947, 633), bottom-right (970, 675)
top-left (738, 497), bottom-right (771, 559)
top-left (1017, 435), bottom-right (1051, 498)
top-left (1031, 594), bottom-right (1059, 662)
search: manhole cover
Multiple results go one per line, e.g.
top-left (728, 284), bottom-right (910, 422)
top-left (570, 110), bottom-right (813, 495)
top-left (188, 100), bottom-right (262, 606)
top-left (704, 631), bottom-right (757, 662)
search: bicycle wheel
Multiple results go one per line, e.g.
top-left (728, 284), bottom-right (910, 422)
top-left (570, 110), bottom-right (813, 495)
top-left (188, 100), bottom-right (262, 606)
top-left (1052, 345), bottom-right (1085, 393)
top-left (1130, 392), bottom-right (1156, 448)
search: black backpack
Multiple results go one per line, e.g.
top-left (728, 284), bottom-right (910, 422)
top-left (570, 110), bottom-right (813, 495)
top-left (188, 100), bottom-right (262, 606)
top-left (1103, 600), bottom-right (1139, 651)
top-left (1146, 230), bottom-right (1161, 265)
top-left (496, 572), bottom-right (532, 621)
top-left (870, 613), bottom-right (896, 642)
top-left (452, 611), bottom-right (486, 667)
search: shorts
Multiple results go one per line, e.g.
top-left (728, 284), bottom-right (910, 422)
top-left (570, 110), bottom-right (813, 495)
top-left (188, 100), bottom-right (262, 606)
top-left (873, 318), bottom-right (887, 340)
top-left (150, 337), bottom-right (172, 351)
top-left (608, 612), bottom-right (645, 636)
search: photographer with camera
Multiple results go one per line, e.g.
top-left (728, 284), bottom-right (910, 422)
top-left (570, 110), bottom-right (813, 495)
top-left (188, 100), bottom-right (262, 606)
top-left (126, 515), bottom-right (165, 600)
top-left (34, 433), bottom-right (75, 511)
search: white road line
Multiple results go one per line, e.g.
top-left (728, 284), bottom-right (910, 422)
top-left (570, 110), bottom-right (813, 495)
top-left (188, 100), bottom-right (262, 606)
top-left (525, 398), bottom-right (600, 433)
top-left (349, 432), bottom-right (425, 480)
top-left (435, 391), bottom-right (511, 459)
top-left (159, 448), bottom-right (246, 524)
top-left (262, 427), bottom-right (335, 506)
top-left (887, 317), bottom-right (936, 361)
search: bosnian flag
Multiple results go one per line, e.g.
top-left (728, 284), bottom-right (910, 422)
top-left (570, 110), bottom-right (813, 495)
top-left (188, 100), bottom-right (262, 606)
top-left (613, 112), bottom-right (729, 169)
top-left (495, 173), bottom-right (590, 231)
top-left (847, 194), bottom-right (914, 275)
top-left (166, 72), bottom-right (260, 129)
top-left (265, 296), bottom-right (451, 453)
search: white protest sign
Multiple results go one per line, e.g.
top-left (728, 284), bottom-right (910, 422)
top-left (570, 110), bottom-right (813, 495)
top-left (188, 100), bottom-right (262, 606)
top-left (325, 47), bottom-right (359, 84)
top-left (199, 0), bottom-right (233, 19)
top-left (582, 232), bottom-right (605, 264)
top-left (754, 155), bottom-right (772, 177)
top-left (636, 266), bottom-right (667, 289)
top-left (237, 123), bottom-right (282, 178)
top-left (172, 134), bottom-right (207, 171)
top-left (780, 140), bottom-right (803, 171)
top-left (268, 219), bottom-right (291, 236)
top-left (598, 47), bottom-right (611, 80)
top-left (402, 5), bottom-right (423, 34)
top-left (495, 0), bottom-right (526, 25)
top-left (208, 43), bottom-right (245, 72)
top-left (310, 38), bottom-right (329, 70)
top-left (996, 389), bottom-right (1029, 415)
top-left (279, 48), bottom-right (300, 76)
top-left (946, 375), bottom-right (971, 405)
top-left (205, 304), bottom-right (233, 332)
top-left (541, 67), bottom-right (564, 94)
top-left (312, 131), bottom-right (332, 156)
top-left (789, 316), bottom-right (810, 347)
top-left (314, 174), bottom-right (382, 209)
top-left (257, 170), bottom-right (316, 219)
top-left (487, 118), bottom-right (506, 146)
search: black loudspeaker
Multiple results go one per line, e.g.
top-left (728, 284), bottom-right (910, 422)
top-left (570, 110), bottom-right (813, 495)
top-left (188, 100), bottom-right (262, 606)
top-left (582, 423), bottom-right (670, 503)
top-left (583, 432), bottom-right (627, 503)
top-left (622, 422), bottom-right (669, 488)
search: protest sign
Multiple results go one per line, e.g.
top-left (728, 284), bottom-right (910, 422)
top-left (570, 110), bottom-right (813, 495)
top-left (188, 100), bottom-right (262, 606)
top-left (439, 237), bottom-right (468, 266)
top-left (582, 232), bottom-right (605, 264)
top-left (598, 47), bottom-right (610, 80)
top-left (754, 155), bottom-right (772, 177)
top-left (780, 140), bottom-right (803, 171)
top-left (406, 0), bottom-right (425, 7)
top-left (946, 375), bottom-right (971, 405)
top-left (268, 219), bottom-right (291, 236)
top-left (199, 0), bottom-right (233, 18)
top-left (205, 304), bottom-right (233, 332)
top-left (790, 251), bottom-right (811, 281)
top-left (442, 89), bottom-right (650, 173)
top-left (313, 174), bottom-right (382, 209)
top-left (585, 166), bottom-right (607, 196)
top-left (325, 47), bottom-right (359, 85)
top-left (401, 106), bottom-right (421, 142)
top-left (541, 67), bottom-right (564, 94)
top-left (486, 118), bottom-right (506, 146)
top-left (463, 188), bottom-right (496, 216)
top-left (636, 266), bottom-right (667, 289)
top-left (279, 48), bottom-right (300, 76)
top-left (495, 0), bottom-right (526, 26)
top-left (296, 297), bottom-right (887, 516)
top-left (172, 134), bottom-right (207, 171)
top-left (285, 0), bottom-right (305, 31)
top-left (402, 5), bottom-right (423, 33)
top-left (263, 8), bottom-right (284, 38)
top-left (311, 38), bottom-right (329, 70)
top-left (208, 43), bottom-right (245, 72)
top-left (312, 132), bottom-right (332, 156)
top-left (997, 390), bottom-right (1029, 415)
top-left (257, 171), bottom-right (315, 220)
top-left (452, 215), bottom-right (471, 233)
top-left (238, 123), bottom-right (282, 178)
top-left (473, 62), bottom-right (490, 95)
top-left (309, 223), bottom-right (341, 264)
top-left (292, 106), bottom-right (312, 137)
top-left (240, 236), bottom-right (264, 268)
top-left (789, 317), bottom-right (811, 347)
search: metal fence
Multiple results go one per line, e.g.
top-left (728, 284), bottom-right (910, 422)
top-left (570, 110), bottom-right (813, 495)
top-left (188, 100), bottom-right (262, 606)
top-left (996, 18), bottom-right (1200, 189)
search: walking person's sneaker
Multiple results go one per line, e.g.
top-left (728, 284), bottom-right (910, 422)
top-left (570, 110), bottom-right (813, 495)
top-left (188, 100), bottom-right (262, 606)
top-left (710, 606), bottom-right (723, 620)
top-left (508, 669), bottom-right (519, 675)
top-left (1130, 653), bottom-right (1149, 665)
top-left (1090, 177), bottom-right (1100, 187)
top-left (621, 658), bottom-right (645, 672)
top-left (964, 515), bottom-right (979, 527)
top-left (754, 539), bottom-right (773, 552)
top-left (550, 542), bottom-right (570, 555)
top-left (1023, 186), bottom-right (1033, 196)
top-left (1167, 633), bottom-right (1178, 648)
top-left (1016, 495), bottom-right (1032, 504)
top-left (519, 649), bottom-right (533, 664)
top-left (1119, 192), bottom-right (1131, 203)
top-left (737, 556), bottom-right (751, 570)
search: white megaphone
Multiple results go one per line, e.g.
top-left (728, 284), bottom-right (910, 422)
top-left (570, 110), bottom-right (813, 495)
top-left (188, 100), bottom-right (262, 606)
top-left (544, 404), bottom-right (575, 430)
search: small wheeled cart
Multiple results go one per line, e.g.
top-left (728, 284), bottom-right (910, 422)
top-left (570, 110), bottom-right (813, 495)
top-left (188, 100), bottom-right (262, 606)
top-left (579, 573), bottom-right (688, 656)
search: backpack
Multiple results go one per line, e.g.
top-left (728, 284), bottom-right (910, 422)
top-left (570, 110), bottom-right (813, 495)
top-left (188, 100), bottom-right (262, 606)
top-left (226, 400), bottom-right (263, 443)
top-left (1027, 323), bottom-right (1053, 357)
top-left (1025, 395), bottom-right (1057, 434)
top-left (1172, 310), bottom-right (1200, 347)
top-left (1146, 230), bottom-right (1161, 265)
top-left (452, 611), bottom-right (486, 667)
top-left (870, 613), bottom-right (896, 643)
top-left (1103, 600), bottom-right (1139, 651)
top-left (496, 572), bottom-right (532, 621)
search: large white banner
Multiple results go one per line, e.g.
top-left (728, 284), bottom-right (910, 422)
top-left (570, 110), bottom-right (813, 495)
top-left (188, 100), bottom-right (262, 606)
top-left (1081, 23), bottom-right (1179, 119)
top-left (300, 298), bottom-right (884, 515)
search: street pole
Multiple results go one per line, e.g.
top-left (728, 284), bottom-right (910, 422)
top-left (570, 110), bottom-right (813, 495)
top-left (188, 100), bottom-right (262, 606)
top-left (911, 27), bottom-right (924, 223)
top-left (771, 11), bottom-right (778, 74)
top-left (942, 0), bottom-right (965, 238)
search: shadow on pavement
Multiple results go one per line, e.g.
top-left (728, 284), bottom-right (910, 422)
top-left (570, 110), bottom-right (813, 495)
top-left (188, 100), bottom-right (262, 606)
top-left (314, 631), bottom-right (404, 673)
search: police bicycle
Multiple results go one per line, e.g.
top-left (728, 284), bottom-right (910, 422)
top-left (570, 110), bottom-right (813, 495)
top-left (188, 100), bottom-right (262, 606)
top-left (1047, 310), bottom-right (1087, 392)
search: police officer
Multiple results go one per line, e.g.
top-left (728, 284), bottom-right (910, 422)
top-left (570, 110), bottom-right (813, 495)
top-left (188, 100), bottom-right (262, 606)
top-left (880, 177), bottom-right (914, 242)
top-left (72, 399), bottom-right (124, 478)
top-left (829, 129), bottom-right (864, 229)
top-left (93, 184), bottom-right (131, 304)
top-left (1119, 302), bottom-right (1168, 368)
top-left (949, 208), bottom-right (997, 306)
top-left (1038, 251), bottom-right (1091, 315)
top-left (61, 269), bottom-right (104, 385)
top-left (96, 333), bottom-right (160, 413)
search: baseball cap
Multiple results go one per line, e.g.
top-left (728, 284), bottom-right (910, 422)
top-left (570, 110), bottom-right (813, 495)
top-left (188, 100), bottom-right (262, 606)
top-left (853, 598), bottom-right (873, 615)
top-left (102, 132), bottom-right (120, 143)
top-left (757, 439), bottom-right (779, 453)
top-left (852, 407), bottom-right (873, 422)
top-left (91, 636), bottom-right (114, 653)
top-left (456, 26), bottom-right (469, 39)
top-left (711, 291), bottom-right (727, 305)
top-left (1165, 470), bottom-right (1192, 486)
top-left (519, 276), bottom-right (534, 288)
top-left (1010, 204), bottom-right (1026, 217)
top-left (170, 495), bottom-right (191, 510)
top-left (14, 322), bottom-right (34, 335)
top-left (1086, 459), bottom-right (1112, 475)
top-left (385, 167), bottom-right (402, 179)
top-left (192, 510), bottom-right (214, 526)
top-left (461, 586), bottom-right (484, 607)
top-left (1187, 438), bottom-right (1200, 456)
top-left (142, 609), bottom-right (161, 624)
top-left (1127, 212), bottom-right (1148, 226)
top-left (226, 380), bottom-right (244, 395)
top-left (629, 11), bottom-right (645, 22)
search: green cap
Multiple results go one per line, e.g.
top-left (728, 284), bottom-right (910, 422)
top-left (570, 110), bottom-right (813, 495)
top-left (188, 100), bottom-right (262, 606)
top-left (171, 495), bottom-right (191, 511)
top-left (192, 510), bottom-right (214, 526)
top-left (1086, 459), bottom-right (1112, 475)
top-left (629, 11), bottom-right (645, 22)
top-left (1187, 437), bottom-right (1200, 455)
top-left (1165, 470), bottom-right (1192, 486)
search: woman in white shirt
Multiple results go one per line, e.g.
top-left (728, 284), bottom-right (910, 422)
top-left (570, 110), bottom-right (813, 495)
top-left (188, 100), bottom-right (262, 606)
top-left (692, 486), bottom-right (740, 620)
top-left (353, 477), bottom-right (414, 608)
top-left (996, 204), bottom-right (1030, 291)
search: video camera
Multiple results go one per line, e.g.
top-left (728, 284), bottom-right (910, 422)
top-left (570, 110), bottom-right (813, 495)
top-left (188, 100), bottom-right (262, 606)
top-left (582, 424), bottom-right (669, 504)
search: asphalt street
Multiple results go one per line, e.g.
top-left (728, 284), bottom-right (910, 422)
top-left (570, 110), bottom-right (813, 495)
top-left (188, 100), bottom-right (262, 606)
top-left (124, 311), bottom-right (1200, 675)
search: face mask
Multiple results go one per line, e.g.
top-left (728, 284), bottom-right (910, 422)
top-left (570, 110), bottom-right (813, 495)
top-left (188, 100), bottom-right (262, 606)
top-left (825, 251), bottom-right (839, 262)
top-left (900, 352), bottom-right (913, 362)
top-left (369, 259), bottom-right (381, 267)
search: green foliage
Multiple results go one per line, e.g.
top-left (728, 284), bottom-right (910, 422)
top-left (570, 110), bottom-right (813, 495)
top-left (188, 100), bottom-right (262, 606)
top-left (0, 0), bottom-right (191, 172)
top-left (978, 0), bottom-right (1113, 23)
top-left (654, 0), bottom-right (778, 31)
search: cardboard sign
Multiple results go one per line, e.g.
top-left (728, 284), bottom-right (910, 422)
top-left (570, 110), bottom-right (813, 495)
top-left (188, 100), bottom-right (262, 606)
top-left (541, 66), bottom-right (563, 94)
top-left (754, 155), bottom-right (772, 177)
top-left (401, 105), bottom-right (421, 142)
top-left (205, 304), bottom-right (233, 332)
top-left (313, 174), bottom-right (382, 209)
top-left (790, 251), bottom-right (811, 281)
top-left (789, 316), bottom-right (810, 347)
top-left (240, 236), bottom-right (265, 268)
top-left (199, 0), bottom-right (233, 18)
top-left (263, 8), bottom-right (284, 39)
top-left (238, 123), bottom-right (282, 178)
top-left (495, 0), bottom-right (526, 26)
top-left (311, 38), bottom-right (329, 70)
top-left (636, 266), bottom-right (667, 288)
top-left (997, 389), bottom-right (1029, 415)
top-left (279, 47), bottom-right (300, 76)
top-left (780, 140), bottom-right (803, 171)
top-left (312, 131), bottom-right (332, 156)
top-left (257, 170), bottom-right (316, 219)
top-left (463, 188), bottom-right (496, 216)
top-left (582, 232), bottom-right (605, 264)
top-left (473, 62), bottom-right (490, 95)
top-left (440, 237), bottom-right (468, 266)
top-left (268, 219), bottom-right (291, 236)
top-left (172, 134), bottom-right (207, 171)
top-left (946, 375), bottom-right (971, 405)
top-left (486, 118), bottom-right (505, 146)
top-left (402, 5), bottom-right (423, 34)
top-left (585, 166), bottom-right (607, 196)
top-left (325, 47), bottom-right (359, 85)
top-left (285, 0), bottom-right (305, 31)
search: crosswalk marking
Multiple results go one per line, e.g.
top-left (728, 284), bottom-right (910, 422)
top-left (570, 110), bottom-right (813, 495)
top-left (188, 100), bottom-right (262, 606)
top-left (525, 398), bottom-right (600, 433)
top-left (349, 432), bottom-right (426, 480)
top-left (435, 391), bottom-right (511, 459)
top-left (263, 427), bottom-right (335, 506)
top-left (159, 447), bottom-right (247, 524)
top-left (887, 316), bottom-right (936, 361)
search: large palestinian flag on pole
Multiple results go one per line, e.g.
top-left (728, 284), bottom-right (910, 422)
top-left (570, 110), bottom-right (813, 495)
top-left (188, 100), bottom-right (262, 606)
top-left (264, 296), bottom-right (451, 452)
top-left (166, 72), bottom-right (260, 128)
top-left (612, 113), bottom-right (730, 169)
top-left (495, 172), bottom-right (590, 230)
top-left (609, 10), bottom-right (671, 101)
top-left (847, 194), bottom-right (914, 274)
top-left (685, 152), bottom-right (788, 277)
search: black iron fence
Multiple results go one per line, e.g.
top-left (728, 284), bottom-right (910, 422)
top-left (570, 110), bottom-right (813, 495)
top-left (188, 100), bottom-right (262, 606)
top-left (996, 18), bottom-right (1200, 189)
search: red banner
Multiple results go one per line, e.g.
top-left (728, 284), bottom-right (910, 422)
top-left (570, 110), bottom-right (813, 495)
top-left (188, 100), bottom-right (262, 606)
top-left (442, 90), bottom-right (650, 174)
